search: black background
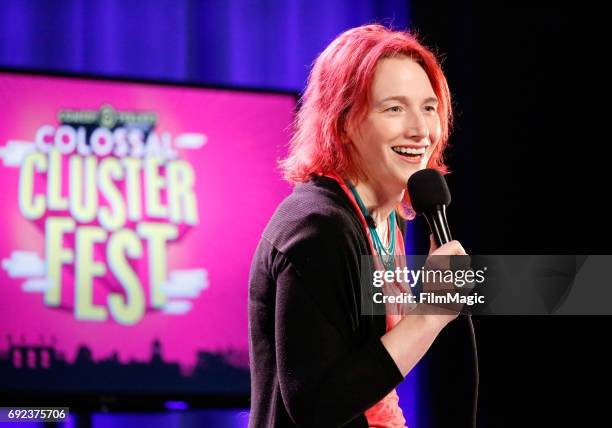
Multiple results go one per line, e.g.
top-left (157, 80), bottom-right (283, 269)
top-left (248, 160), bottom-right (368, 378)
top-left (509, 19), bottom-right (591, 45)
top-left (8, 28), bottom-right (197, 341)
top-left (409, 2), bottom-right (610, 427)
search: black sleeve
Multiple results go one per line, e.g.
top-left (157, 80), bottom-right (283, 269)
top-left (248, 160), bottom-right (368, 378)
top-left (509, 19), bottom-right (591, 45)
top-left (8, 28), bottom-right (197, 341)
top-left (273, 247), bottom-right (405, 427)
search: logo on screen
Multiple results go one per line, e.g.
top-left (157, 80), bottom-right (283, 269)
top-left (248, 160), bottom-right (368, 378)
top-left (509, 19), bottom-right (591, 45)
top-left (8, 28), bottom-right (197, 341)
top-left (1, 105), bottom-right (209, 326)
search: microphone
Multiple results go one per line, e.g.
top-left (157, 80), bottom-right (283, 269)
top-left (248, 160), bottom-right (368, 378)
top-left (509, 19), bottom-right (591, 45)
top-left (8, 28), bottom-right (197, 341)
top-left (407, 168), bottom-right (452, 246)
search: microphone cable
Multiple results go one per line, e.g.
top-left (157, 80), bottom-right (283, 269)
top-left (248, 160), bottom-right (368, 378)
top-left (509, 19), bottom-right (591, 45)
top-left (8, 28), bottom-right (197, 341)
top-left (465, 314), bottom-right (479, 428)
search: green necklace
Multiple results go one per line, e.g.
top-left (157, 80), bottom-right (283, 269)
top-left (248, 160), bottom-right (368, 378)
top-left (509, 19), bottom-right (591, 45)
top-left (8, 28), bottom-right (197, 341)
top-left (347, 182), bottom-right (396, 271)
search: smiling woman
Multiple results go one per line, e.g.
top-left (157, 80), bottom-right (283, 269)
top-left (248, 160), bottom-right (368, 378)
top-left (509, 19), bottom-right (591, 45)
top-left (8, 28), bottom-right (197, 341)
top-left (346, 56), bottom-right (443, 226)
top-left (248, 24), bottom-right (467, 428)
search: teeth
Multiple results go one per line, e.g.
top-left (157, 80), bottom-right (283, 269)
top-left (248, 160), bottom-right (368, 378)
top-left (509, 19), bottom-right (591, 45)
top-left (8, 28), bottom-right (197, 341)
top-left (392, 146), bottom-right (426, 155)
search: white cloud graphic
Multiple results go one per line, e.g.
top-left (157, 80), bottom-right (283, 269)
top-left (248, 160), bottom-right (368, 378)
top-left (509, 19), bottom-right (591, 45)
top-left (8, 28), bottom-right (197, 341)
top-left (162, 300), bottom-right (193, 315)
top-left (161, 269), bottom-right (208, 298)
top-left (22, 278), bottom-right (52, 292)
top-left (0, 140), bottom-right (36, 167)
top-left (174, 133), bottom-right (207, 149)
top-left (2, 251), bottom-right (49, 294)
top-left (159, 269), bottom-right (208, 315)
top-left (2, 251), bottom-right (46, 278)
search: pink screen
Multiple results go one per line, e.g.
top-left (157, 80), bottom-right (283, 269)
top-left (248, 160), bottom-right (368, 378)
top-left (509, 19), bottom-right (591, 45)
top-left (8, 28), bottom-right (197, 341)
top-left (0, 72), bottom-right (293, 386)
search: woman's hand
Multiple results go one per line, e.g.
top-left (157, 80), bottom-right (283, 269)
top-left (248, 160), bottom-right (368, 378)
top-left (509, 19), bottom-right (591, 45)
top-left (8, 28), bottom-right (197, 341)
top-left (416, 234), bottom-right (472, 327)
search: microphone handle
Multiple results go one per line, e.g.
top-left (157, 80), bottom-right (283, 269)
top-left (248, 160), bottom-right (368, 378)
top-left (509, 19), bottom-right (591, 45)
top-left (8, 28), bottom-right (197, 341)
top-left (424, 204), bottom-right (452, 247)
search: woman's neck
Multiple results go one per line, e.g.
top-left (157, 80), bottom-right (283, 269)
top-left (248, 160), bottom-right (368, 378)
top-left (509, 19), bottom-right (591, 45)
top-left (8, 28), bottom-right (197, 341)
top-left (353, 178), bottom-right (404, 227)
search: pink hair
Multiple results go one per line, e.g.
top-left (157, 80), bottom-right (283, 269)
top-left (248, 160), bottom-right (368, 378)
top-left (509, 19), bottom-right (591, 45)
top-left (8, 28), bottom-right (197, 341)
top-left (279, 24), bottom-right (454, 218)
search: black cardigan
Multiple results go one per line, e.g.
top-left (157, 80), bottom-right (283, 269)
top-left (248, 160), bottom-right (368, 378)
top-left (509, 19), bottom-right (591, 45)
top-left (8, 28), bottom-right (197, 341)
top-left (248, 176), bottom-right (406, 427)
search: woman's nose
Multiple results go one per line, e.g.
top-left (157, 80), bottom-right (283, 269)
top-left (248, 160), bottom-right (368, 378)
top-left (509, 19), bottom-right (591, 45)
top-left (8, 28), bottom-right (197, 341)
top-left (404, 110), bottom-right (429, 140)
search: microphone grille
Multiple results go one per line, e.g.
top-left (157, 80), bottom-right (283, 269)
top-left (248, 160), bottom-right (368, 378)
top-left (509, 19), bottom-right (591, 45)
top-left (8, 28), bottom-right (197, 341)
top-left (407, 168), bottom-right (451, 214)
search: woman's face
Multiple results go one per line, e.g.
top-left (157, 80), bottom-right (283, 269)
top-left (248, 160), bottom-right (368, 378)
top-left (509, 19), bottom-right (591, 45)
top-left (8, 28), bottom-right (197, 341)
top-left (347, 56), bottom-right (441, 192)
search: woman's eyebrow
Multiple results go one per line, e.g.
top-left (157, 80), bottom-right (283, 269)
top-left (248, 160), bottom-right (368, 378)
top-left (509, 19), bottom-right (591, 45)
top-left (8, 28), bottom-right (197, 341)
top-left (378, 95), bottom-right (439, 104)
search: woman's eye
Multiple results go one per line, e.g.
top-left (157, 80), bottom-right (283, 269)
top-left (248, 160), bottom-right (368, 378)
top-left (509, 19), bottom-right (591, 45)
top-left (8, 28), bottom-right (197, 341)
top-left (424, 106), bottom-right (437, 113)
top-left (386, 106), bottom-right (402, 113)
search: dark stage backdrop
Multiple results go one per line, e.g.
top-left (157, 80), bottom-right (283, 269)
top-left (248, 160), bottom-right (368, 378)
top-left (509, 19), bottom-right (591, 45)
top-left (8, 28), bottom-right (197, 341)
top-left (408, 1), bottom-right (611, 427)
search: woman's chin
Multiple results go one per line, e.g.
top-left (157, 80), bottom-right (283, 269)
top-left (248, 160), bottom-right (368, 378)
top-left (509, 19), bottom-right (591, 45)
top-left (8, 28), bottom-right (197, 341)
top-left (401, 167), bottom-right (424, 183)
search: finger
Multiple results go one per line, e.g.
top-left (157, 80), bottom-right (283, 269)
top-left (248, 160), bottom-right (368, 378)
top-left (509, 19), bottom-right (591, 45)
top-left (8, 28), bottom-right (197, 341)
top-left (446, 240), bottom-right (467, 255)
top-left (433, 240), bottom-right (467, 256)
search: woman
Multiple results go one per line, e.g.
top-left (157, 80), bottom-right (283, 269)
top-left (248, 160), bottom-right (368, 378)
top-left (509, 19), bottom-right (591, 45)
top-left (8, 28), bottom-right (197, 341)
top-left (248, 24), bottom-right (467, 428)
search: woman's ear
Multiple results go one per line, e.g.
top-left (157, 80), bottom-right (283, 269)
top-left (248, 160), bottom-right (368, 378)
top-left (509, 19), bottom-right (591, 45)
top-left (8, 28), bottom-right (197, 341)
top-left (341, 108), bottom-right (359, 145)
top-left (341, 118), bottom-right (351, 144)
top-left (343, 122), bottom-right (358, 145)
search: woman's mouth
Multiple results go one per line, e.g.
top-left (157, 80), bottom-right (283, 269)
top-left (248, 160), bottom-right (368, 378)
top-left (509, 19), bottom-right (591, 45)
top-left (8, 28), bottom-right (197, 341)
top-left (391, 146), bottom-right (427, 163)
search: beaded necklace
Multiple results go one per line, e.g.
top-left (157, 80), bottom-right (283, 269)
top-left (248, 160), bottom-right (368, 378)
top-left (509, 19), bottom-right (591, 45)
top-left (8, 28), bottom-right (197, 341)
top-left (347, 182), bottom-right (396, 271)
